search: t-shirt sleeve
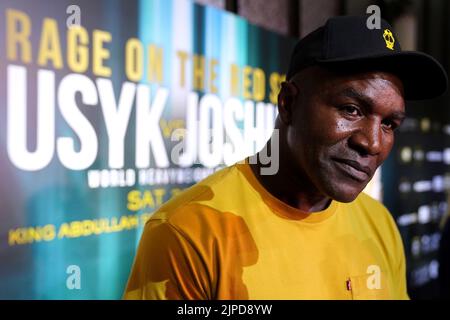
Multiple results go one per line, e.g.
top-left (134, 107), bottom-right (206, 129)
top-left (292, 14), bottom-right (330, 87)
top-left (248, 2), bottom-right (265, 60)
top-left (393, 235), bottom-right (409, 300)
top-left (386, 208), bottom-right (410, 300)
top-left (123, 219), bottom-right (211, 300)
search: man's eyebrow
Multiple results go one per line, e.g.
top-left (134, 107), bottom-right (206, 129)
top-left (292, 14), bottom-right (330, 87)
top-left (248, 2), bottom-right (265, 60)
top-left (336, 87), bottom-right (405, 120)
top-left (389, 111), bottom-right (406, 121)
top-left (336, 87), bottom-right (375, 108)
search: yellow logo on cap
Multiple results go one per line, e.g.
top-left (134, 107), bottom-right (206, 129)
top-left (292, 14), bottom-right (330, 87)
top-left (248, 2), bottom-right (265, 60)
top-left (383, 29), bottom-right (395, 50)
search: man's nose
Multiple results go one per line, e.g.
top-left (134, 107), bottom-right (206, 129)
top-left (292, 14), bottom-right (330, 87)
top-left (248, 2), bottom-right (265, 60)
top-left (348, 120), bottom-right (382, 156)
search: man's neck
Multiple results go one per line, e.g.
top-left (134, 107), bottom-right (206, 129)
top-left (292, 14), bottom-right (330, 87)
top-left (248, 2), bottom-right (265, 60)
top-left (249, 144), bottom-right (331, 213)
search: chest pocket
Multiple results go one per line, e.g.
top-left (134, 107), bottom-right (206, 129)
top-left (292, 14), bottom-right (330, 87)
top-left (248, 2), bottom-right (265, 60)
top-left (348, 271), bottom-right (392, 300)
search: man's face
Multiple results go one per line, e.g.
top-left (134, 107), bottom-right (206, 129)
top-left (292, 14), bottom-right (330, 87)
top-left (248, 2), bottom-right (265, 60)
top-left (284, 67), bottom-right (405, 203)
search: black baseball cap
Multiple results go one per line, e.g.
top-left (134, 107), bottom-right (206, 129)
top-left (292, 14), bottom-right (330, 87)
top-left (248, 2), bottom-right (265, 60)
top-left (287, 16), bottom-right (448, 100)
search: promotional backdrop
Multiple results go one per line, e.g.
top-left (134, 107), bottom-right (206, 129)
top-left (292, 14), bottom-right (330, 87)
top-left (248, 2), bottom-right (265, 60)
top-left (0, 0), bottom-right (295, 299)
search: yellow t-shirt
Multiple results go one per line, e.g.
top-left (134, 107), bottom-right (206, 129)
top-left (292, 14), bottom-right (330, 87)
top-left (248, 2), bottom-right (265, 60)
top-left (124, 161), bottom-right (409, 300)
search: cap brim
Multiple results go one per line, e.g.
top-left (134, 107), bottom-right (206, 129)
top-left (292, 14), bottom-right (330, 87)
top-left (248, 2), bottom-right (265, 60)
top-left (317, 51), bottom-right (448, 101)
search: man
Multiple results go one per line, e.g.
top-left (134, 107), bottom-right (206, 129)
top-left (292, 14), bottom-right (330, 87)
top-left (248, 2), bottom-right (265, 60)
top-left (124, 16), bottom-right (447, 299)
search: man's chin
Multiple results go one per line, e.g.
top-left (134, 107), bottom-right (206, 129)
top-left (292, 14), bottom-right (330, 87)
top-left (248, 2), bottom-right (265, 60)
top-left (325, 183), bottom-right (366, 203)
top-left (332, 193), bottom-right (359, 203)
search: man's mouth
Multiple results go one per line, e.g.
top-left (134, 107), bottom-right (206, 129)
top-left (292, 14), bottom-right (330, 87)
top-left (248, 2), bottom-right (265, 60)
top-left (331, 158), bottom-right (372, 182)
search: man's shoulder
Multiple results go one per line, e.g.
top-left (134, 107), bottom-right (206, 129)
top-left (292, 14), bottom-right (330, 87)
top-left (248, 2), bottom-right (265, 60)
top-left (348, 192), bottom-right (399, 234)
top-left (148, 163), bottom-right (246, 225)
top-left (352, 192), bottom-right (390, 214)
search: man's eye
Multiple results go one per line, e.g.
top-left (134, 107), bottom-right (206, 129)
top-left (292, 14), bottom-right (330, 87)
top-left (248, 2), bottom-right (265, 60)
top-left (382, 120), bottom-right (397, 130)
top-left (341, 105), bottom-right (361, 116)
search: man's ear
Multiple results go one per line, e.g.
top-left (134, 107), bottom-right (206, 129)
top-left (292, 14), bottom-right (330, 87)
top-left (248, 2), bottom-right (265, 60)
top-left (277, 81), bottom-right (299, 125)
